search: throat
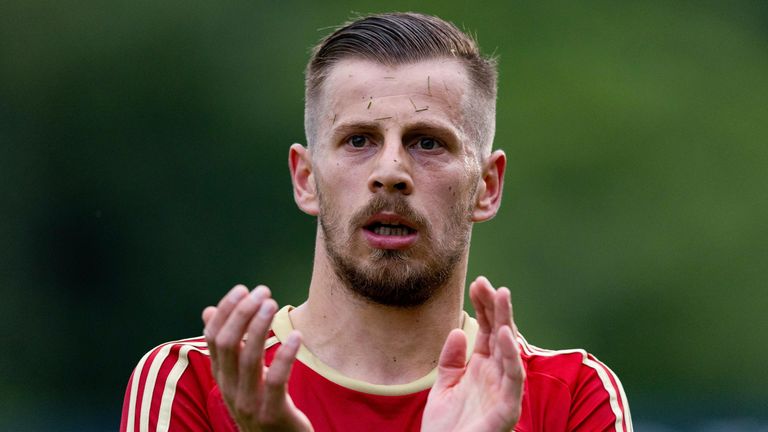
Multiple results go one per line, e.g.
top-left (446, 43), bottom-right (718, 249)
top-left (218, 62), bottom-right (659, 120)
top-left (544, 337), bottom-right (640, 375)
top-left (290, 302), bottom-right (459, 385)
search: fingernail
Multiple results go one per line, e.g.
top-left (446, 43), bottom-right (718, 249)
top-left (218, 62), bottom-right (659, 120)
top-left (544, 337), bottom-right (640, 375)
top-left (250, 287), bottom-right (266, 302)
top-left (258, 300), bottom-right (276, 318)
top-left (227, 285), bottom-right (247, 303)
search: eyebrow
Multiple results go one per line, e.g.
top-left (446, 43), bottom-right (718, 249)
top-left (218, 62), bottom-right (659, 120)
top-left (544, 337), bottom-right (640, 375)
top-left (332, 119), bottom-right (463, 142)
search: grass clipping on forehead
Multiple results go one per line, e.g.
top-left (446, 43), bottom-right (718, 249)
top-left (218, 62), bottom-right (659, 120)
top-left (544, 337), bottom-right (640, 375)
top-left (409, 97), bottom-right (429, 113)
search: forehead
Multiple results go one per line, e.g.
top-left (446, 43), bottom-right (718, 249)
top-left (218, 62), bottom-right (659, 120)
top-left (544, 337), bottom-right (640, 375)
top-left (321, 58), bottom-right (471, 115)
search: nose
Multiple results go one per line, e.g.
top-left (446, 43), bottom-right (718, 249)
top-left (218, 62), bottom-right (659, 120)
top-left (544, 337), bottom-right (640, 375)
top-left (368, 140), bottom-right (413, 195)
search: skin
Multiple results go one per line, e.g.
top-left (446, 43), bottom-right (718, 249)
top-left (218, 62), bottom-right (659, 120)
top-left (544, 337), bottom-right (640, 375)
top-left (202, 58), bottom-right (524, 431)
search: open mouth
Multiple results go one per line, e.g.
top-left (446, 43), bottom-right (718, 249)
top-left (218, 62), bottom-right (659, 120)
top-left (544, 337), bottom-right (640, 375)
top-left (361, 212), bottom-right (420, 249)
top-left (364, 221), bottom-right (417, 237)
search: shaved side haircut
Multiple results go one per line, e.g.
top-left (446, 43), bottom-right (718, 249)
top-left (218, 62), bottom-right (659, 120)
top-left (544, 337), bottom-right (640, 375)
top-left (304, 12), bottom-right (498, 156)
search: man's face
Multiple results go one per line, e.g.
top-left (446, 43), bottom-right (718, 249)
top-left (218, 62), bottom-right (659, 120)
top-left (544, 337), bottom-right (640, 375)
top-left (311, 58), bottom-right (484, 307)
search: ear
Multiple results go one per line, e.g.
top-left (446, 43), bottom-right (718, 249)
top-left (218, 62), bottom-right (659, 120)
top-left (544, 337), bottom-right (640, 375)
top-left (289, 143), bottom-right (319, 216)
top-left (471, 150), bottom-right (506, 222)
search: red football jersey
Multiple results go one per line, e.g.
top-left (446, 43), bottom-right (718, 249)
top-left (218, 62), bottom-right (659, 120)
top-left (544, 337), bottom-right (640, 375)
top-left (121, 306), bottom-right (632, 431)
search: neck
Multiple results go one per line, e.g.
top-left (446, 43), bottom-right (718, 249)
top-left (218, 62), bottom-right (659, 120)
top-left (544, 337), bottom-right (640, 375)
top-left (289, 236), bottom-right (468, 385)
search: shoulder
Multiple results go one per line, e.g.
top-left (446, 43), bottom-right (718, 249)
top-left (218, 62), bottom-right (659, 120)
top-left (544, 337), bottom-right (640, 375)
top-left (121, 336), bottom-right (215, 432)
top-left (518, 334), bottom-right (633, 432)
top-left (126, 336), bottom-right (213, 396)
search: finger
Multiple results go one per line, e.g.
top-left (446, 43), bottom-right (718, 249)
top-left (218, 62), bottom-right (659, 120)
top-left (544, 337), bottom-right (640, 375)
top-left (493, 287), bottom-right (512, 361)
top-left (477, 277), bottom-right (497, 334)
top-left (216, 287), bottom-right (269, 393)
top-left (207, 285), bottom-right (249, 336)
top-left (205, 285), bottom-right (249, 364)
top-left (432, 329), bottom-right (467, 392)
top-left (470, 276), bottom-right (495, 356)
top-left (498, 325), bottom-right (525, 417)
top-left (469, 279), bottom-right (490, 331)
top-left (237, 296), bottom-right (277, 403)
top-left (263, 330), bottom-right (302, 416)
top-left (201, 306), bottom-right (217, 359)
top-left (494, 287), bottom-right (512, 331)
top-left (469, 280), bottom-right (490, 356)
top-left (509, 288), bottom-right (519, 337)
top-left (202, 306), bottom-right (217, 327)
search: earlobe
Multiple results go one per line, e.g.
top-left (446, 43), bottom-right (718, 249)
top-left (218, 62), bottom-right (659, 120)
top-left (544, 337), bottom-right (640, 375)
top-left (289, 143), bottom-right (320, 216)
top-left (471, 150), bottom-right (506, 222)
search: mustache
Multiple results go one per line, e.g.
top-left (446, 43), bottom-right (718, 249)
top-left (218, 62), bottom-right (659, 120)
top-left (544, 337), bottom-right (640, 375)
top-left (350, 195), bottom-right (428, 230)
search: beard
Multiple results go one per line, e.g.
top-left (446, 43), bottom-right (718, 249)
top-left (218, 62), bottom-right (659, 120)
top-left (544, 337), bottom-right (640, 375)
top-left (318, 191), bottom-right (473, 308)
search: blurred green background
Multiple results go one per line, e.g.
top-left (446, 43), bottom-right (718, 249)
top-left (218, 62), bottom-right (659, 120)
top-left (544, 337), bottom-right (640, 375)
top-left (2, 1), bottom-right (767, 430)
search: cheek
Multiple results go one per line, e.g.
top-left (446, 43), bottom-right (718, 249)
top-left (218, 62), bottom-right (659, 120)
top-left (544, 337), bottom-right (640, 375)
top-left (419, 172), bottom-right (474, 215)
top-left (319, 166), bottom-right (367, 208)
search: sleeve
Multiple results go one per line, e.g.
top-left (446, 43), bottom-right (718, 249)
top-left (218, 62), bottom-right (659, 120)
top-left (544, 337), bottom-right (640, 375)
top-left (120, 339), bottom-right (221, 432)
top-left (566, 353), bottom-right (633, 432)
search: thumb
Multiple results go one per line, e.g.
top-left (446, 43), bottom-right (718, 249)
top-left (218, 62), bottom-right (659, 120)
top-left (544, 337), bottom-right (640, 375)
top-left (433, 329), bottom-right (468, 391)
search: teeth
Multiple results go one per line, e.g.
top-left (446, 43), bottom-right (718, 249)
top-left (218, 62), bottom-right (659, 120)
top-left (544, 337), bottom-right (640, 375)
top-left (373, 226), bottom-right (408, 236)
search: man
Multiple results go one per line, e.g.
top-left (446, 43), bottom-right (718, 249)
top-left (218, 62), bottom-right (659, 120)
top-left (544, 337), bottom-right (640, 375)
top-left (121, 12), bottom-right (632, 432)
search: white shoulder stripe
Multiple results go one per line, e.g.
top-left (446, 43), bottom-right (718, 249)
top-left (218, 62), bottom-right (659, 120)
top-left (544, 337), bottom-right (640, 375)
top-left (619, 373), bottom-right (633, 430)
top-left (139, 344), bottom-right (173, 432)
top-left (125, 348), bottom-right (154, 432)
top-left (517, 334), bottom-right (631, 432)
top-left (582, 357), bottom-right (625, 432)
top-left (156, 345), bottom-right (194, 432)
top-left (588, 356), bottom-right (633, 432)
top-left (125, 339), bottom-right (209, 432)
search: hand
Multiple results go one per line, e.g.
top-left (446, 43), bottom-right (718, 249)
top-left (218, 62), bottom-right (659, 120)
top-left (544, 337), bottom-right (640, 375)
top-left (421, 276), bottom-right (525, 432)
top-left (202, 285), bottom-right (313, 432)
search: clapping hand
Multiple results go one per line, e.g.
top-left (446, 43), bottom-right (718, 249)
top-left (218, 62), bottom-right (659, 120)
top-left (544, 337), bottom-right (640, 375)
top-left (202, 285), bottom-right (313, 432)
top-left (421, 276), bottom-right (525, 432)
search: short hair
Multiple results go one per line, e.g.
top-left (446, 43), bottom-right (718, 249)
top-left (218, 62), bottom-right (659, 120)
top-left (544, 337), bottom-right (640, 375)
top-left (304, 12), bottom-right (498, 156)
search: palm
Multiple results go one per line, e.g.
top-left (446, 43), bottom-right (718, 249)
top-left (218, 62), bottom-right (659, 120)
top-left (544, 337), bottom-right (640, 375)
top-left (421, 277), bottom-right (525, 432)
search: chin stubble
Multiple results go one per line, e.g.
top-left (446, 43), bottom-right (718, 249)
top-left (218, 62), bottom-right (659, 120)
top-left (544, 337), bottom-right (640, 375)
top-left (318, 192), bottom-right (472, 308)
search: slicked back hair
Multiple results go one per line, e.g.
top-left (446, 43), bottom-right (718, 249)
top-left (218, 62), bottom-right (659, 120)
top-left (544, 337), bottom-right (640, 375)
top-left (304, 12), bottom-right (498, 156)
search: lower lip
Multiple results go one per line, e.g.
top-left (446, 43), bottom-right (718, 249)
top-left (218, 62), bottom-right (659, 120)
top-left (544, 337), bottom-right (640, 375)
top-left (363, 229), bottom-right (419, 249)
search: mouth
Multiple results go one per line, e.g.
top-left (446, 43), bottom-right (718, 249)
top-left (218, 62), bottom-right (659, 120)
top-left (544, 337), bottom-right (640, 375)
top-left (364, 221), bottom-right (417, 237)
top-left (362, 213), bottom-right (419, 249)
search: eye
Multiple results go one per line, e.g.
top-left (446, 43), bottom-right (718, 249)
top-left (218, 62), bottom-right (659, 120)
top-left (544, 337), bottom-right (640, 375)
top-left (416, 137), bottom-right (439, 150)
top-left (348, 135), bottom-right (368, 148)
